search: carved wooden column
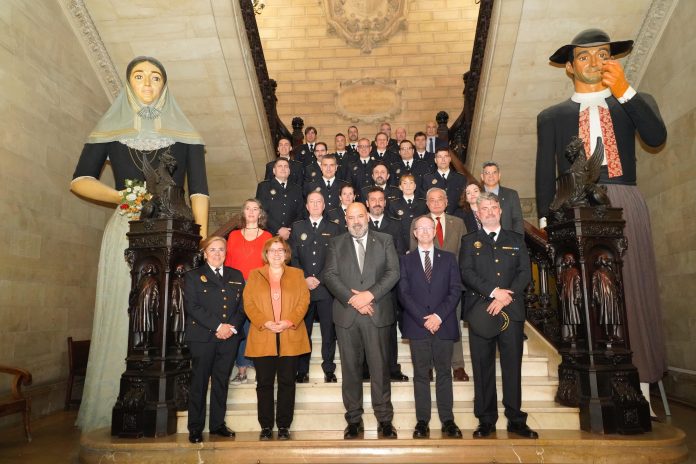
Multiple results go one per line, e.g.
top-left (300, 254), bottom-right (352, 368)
top-left (291, 116), bottom-right (304, 152)
top-left (111, 218), bottom-right (201, 437)
top-left (548, 206), bottom-right (651, 434)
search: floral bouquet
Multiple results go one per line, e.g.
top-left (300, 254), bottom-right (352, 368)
top-left (118, 179), bottom-right (152, 220)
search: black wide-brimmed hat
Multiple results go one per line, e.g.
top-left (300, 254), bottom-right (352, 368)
top-left (466, 298), bottom-right (510, 339)
top-left (549, 28), bottom-right (634, 64)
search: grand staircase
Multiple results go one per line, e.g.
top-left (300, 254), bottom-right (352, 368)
top-left (176, 322), bottom-right (579, 433)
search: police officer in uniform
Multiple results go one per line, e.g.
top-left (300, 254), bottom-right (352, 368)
top-left (264, 137), bottom-right (304, 188)
top-left (304, 153), bottom-right (349, 211)
top-left (421, 148), bottom-right (467, 215)
top-left (459, 192), bottom-right (537, 439)
top-left (185, 236), bottom-right (246, 443)
top-left (359, 161), bottom-right (402, 205)
top-left (290, 191), bottom-right (342, 383)
top-left (389, 139), bottom-right (432, 190)
top-left (326, 183), bottom-right (356, 230)
top-left (256, 158), bottom-right (304, 240)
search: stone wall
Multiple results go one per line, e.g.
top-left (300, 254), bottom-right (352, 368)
top-left (256, 0), bottom-right (479, 146)
top-left (0, 0), bottom-right (110, 423)
top-left (634, 0), bottom-right (696, 405)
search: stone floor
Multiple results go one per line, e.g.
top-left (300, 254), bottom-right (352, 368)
top-left (0, 396), bottom-right (693, 463)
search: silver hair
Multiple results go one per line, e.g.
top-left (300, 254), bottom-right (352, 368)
top-left (425, 187), bottom-right (447, 199)
top-left (476, 191), bottom-right (500, 207)
top-left (481, 161), bottom-right (500, 172)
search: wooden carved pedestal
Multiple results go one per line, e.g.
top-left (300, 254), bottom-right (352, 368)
top-left (548, 206), bottom-right (651, 434)
top-left (111, 218), bottom-right (201, 437)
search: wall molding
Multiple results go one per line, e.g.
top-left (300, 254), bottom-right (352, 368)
top-left (623, 0), bottom-right (678, 87)
top-left (59, 0), bottom-right (121, 101)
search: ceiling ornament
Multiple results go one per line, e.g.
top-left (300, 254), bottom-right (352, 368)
top-left (322, 0), bottom-right (408, 54)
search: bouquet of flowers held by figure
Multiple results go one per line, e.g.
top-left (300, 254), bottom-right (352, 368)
top-left (118, 179), bottom-right (152, 220)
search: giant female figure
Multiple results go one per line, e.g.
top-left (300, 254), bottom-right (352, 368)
top-left (70, 57), bottom-right (209, 432)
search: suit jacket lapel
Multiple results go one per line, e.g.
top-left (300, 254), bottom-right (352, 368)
top-left (203, 265), bottom-right (223, 287)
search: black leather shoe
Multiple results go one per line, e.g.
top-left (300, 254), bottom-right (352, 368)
top-left (277, 427), bottom-right (290, 440)
top-left (390, 371), bottom-right (409, 382)
top-left (324, 372), bottom-right (337, 383)
top-left (343, 420), bottom-right (364, 439)
top-left (209, 425), bottom-right (235, 438)
top-left (188, 431), bottom-right (203, 443)
top-left (441, 420), bottom-right (462, 438)
top-left (507, 423), bottom-right (538, 439)
top-left (296, 372), bottom-right (309, 383)
top-left (259, 427), bottom-right (273, 440)
top-left (377, 421), bottom-right (398, 439)
top-left (412, 420), bottom-right (429, 439)
top-left (473, 423), bottom-right (496, 438)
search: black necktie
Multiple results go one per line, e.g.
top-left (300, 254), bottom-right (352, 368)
top-left (326, 180), bottom-right (331, 189)
top-left (312, 222), bottom-right (318, 231)
top-left (407, 199), bottom-right (412, 205)
top-left (363, 160), bottom-right (368, 166)
top-left (309, 143), bottom-right (314, 151)
top-left (405, 161), bottom-right (411, 169)
top-left (489, 231), bottom-right (497, 241)
top-left (281, 182), bottom-right (286, 189)
top-left (215, 267), bottom-right (223, 281)
top-left (423, 250), bottom-right (432, 283)
top-left (373, 220), bottom-right (379, 229)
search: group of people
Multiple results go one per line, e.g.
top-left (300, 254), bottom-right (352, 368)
top-left (72, 26), bottom-right (666, 446)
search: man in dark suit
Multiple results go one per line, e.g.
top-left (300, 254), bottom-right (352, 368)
top-left (480, 161), bottom-right (524, 235)
top-left (303, 141), bottom-right (327, 185)
top-left (264, 137), bottom-right (304, 188)
top-left (421, 148), bottom-right (466, 215)
top-left (413, 131), bottom-right (435, 167)
top-left (294, 126), bottom-right (318, 165)
top-left (185, 236), bottom-right (246, 443)
top-left (388, 174), bottom-right (428, 248)
top-left (399, 215), bottom-right (463, 439)
top-left (326, 183), bottom-right (355, 229)
top-left (459, 192), bottom-right (537, 439)
top-left (256, 158), bottom-right (304, 240)
top-left (425, 121), bottom-right (448, 154)
top-left (389, 139), bottom-right (431, 190)
top-left (348, 138), bottom-right (376, 193)
top-left (304, 153), bottom-right (350, 210)
top-left (366, 187), bottom-right (407, 382)
top-left (359, 162), bottom-right (402, 204)
top-left (331, 132), bottom-right (357, 181)
top-left (408, 187), bottom-right (469, 382)
top-left (324, 202), bottom-right (401, 440)
top-left (290, 192), bottom-right (342, 383)
top-left (346, 125), bottom-right (360, 153)
top-left (370, 131), bottom-right (399, 165)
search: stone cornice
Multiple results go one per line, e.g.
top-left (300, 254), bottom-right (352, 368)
top-left (59, 0), bottom-right (121, 101)
top-left (623, 0), bottom-right (678, 87)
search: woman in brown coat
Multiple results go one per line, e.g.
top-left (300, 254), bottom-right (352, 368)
top-left (243, 236), bottom-right (310, 440)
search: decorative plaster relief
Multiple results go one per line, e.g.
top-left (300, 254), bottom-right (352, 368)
top-left (623, 0), bottom-right (677, 87)
top-left (335, 78), bottom-right (401, 123)
top-left (60, 0), bottom-right (121, 100)
top-left (322, 0), bottom-right (408, 54)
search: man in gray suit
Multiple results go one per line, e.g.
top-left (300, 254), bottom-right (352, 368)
top-left (481, 162), bottom-right (524, 234)
top-left (324, 202), bottom-right (401, 440)
top-left (409, 188), bottom-right (469, 382)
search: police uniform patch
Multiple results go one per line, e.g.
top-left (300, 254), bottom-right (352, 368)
top-left (270, 189), bottom-right (276, 195)
top-left (200, 275), bottom-right (208, 282)
top-left (315, 186), bottom-right (321, 192)
top-left (396, 168), bottom-right (401, 174)
top-left (332, 219), bottom-right (339, 223)
top-left (300, 233), bottom-right (308, 241)
top-left (301, 150), bottom-right (306, 155)
top-left (474, 241), bottom-right (482, 249)
top-left (432, 179), bottom-right (437, 185)
top-left (397, 209), bottom-right (404, 216)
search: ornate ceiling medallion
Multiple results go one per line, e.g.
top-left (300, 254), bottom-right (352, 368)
top-left (322, 0), bottom-right (408, 54)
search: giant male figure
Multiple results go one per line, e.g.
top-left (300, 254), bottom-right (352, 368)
top-left (324, 202), bottom-right (400, 439)
top-left (535, 29), bottom-right (667, 409)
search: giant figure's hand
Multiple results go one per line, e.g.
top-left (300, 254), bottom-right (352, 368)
top-left (70, 177), bottom-right (121, 205)
top-left (191, 195), bottom-right (209, 239)
top-left (601, 60), bottom-right (630, 98)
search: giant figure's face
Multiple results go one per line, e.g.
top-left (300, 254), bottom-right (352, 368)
top-left (566, 45), bottom-right (611, 91)
top-left (129, 61), bottom-right (164, 104)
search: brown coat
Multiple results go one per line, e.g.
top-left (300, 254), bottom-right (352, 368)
top-left (243, 265), bottom-right (311, 357)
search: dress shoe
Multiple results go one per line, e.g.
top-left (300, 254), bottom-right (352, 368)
top-left (209, 425), bottom-right (235, 438)
top-left (441, 420), bottom-right (462, 438)
top-left (453, 367), bottom-right (469, 382)
top-left (390, 371), bottom-right (409, 382)
top-left (343, 420), bottom-right (364, 439)
top-left (412, 420), bottom-right (429, 439)
top-left (188, 431), bottom-right (203, 443)
top-left (507, 422), bottom-right (538, 439)
top-left (295, 372), bottom-right (309, 383)
top-left (473, 423), bottom-right (496, 438)
top-left (259, 427), bottom-right (273, 440)
top-left (377, 421), bottom-right (398, 439)
top-left (277, 427), bottom-right (290, 440)
top-left (324, 372), bottom-right (337, 383)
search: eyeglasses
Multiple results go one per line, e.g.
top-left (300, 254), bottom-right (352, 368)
top-left (268, 248), bottom-right (286, 254)
top-left (206, 248), bottom-right (225, 254)
top-left (414, 226), bottom-right (435, 232)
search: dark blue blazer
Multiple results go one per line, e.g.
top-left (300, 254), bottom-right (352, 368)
top-left (398, 248), bottom-right (462, 340)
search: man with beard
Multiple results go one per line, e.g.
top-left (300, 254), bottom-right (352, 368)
top-left (324, 202), bottom-right (400, 440)
top-left (359, 161), bottom-right (402, 205)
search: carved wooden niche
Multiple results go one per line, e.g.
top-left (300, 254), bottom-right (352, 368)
top-left (322, 0), bottom-right (408, 53)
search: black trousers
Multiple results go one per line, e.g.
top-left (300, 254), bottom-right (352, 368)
top-left (468, 320), bottom-right (527, 426)
top-left (187, 338), bottom-right (239, 433)
top-left (297, 298), bottom-right (336, 375)
top-left (410, 335), bottom-right (454, 423)
top-left (253, 352), bottom-right (299, 429)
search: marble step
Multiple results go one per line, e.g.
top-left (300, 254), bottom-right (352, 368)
top-left (224, 376), bottom-right (559, 404)
top-left (176, 400), bottom-right (580, 432)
